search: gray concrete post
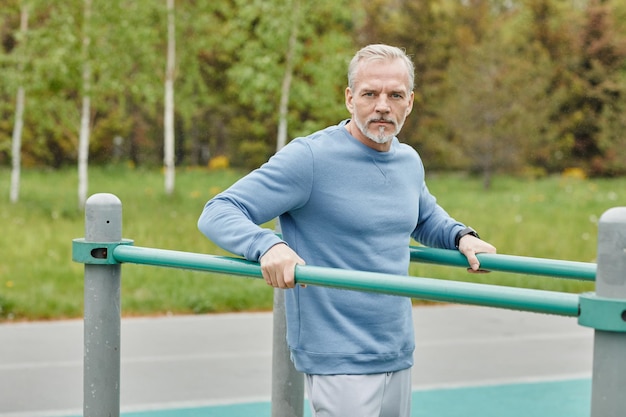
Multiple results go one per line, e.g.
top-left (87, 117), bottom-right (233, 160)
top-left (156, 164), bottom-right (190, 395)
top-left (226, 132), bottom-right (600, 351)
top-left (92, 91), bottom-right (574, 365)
top-left (271, 289), bottom-right (304, 417)
top-left (83, 193), bottom-right (122, 417)
top-left (271, 219), bottom-right (304, 417)
top-left (590, 207), bottom-right (626, 417)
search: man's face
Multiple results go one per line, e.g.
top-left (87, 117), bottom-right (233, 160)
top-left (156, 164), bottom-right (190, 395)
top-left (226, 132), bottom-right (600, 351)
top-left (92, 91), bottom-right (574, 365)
top-left (345, 58), bottom-right (414, 150)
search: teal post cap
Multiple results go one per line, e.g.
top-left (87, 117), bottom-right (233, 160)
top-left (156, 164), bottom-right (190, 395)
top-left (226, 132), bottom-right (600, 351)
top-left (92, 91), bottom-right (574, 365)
top-left (578, 292), bottom-right (626, 332)
top-left (72, 238), bottom-right (134, 265)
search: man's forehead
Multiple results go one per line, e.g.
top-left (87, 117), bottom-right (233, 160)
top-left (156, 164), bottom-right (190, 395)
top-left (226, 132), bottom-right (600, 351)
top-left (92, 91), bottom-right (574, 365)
top-left (354, 78), bottom-right (410, 94)
top-left (353, 58), bottom-right (410, 90)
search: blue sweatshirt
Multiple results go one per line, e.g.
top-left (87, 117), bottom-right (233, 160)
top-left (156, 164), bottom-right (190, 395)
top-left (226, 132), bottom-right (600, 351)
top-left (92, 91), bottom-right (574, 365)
top-left (198, 120), bottom-right (465, 375)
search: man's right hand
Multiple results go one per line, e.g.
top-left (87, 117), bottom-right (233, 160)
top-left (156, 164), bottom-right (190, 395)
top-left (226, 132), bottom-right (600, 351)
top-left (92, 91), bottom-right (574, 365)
top-left (259, 243), bottom-right (306, 288)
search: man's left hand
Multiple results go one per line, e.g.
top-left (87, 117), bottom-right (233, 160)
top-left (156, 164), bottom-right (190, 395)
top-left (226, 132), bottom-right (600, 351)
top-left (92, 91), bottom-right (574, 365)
top-left (458, 235), bottom-right (496, 272)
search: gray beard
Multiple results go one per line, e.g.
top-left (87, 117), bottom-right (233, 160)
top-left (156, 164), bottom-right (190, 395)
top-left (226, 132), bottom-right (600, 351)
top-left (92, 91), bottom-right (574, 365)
top-left (368, 125), bottom-right (394, 144)
top-left (355, 118), bottom-right (398, 144)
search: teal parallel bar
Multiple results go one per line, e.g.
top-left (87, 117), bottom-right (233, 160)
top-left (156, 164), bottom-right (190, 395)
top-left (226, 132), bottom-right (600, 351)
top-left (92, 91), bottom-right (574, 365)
top-left (410, 246), bottom-right (596, 281)
top-left (113, 245), bottom-right (580, 317)
top-left (113, 245), bottom-right (262, 277)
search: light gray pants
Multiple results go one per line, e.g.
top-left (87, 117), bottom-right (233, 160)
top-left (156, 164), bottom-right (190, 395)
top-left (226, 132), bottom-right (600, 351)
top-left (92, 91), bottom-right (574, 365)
top-left (305, 368), bottom-right (412, 417)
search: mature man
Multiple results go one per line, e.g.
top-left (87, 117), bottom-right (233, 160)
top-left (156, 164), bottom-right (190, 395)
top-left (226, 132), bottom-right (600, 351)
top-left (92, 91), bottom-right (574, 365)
top-left (198, 44), bottom-right (496, 417)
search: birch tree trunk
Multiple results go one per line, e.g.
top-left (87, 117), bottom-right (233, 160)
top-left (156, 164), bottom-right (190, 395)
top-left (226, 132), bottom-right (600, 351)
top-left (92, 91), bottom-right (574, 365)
top-left (10, 87), bottom-right (25, 204)
top-left (77, 0), bottom-right (92, 210)
top-left (164, 0), bottom-right (176, 195)
top-left (276, 0), bottom-right (300, 152)
top-left (10, 5), bottom-right (28, 204)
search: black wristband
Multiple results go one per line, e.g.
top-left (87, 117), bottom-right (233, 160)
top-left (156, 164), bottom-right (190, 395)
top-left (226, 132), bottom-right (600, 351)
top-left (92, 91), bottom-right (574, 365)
top-left (455, 226), bottom-right (479, 248)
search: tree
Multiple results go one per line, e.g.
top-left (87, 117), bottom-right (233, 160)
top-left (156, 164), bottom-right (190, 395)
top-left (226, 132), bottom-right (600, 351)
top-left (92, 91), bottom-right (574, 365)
top-left (537, 0), bottom-right (626, 174)
top-left (220, 0), bottom-right (353, 168)
top-left (573, 0), bottom-right (626, 175)
top-left (77, 0), bottom-right (92, 209)
top-left (163, 0), bottom-right (175, 194)
top-left (353, 0), bottom-right (468, 168)
top-left (9, 2), bottom-right (28, 203)
top-left (1, 0), bottom-right (625, 176)
top-left (171, 0), bottom-right (232, 165)
top-left (224, 0), bottom-right (305, 166)
top-left (276, 0), bottom-right (301, 152)
top-left (1, 1), bottom-right (82, 170)
top-left (95, 0), bottom-right (163, 167)
top-left (26, 2), bottom-right (84, 170)
top-left (443, 30), bottom-right (553, 187)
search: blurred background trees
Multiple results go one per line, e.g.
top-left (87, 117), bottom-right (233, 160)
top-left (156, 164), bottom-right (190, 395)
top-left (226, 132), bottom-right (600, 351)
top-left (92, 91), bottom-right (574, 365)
top-left (1, 0), bottom-right (625, 182)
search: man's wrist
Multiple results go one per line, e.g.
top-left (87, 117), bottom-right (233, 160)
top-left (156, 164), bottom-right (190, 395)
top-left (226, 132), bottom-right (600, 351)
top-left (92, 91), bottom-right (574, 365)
top-left (455, 227), bottom-right (479, 249)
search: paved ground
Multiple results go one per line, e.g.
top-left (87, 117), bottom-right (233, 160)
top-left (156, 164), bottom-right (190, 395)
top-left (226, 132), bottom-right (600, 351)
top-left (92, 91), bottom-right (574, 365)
top-left (0, 304), bottom-right (594, 417)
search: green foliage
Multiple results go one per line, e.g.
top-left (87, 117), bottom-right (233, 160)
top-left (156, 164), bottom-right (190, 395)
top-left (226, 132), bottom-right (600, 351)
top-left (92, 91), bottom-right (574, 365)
top-left (443, 26), bottom-right (555, 187)
top-left (1, 167), bottom-right (626, 321)
top-left (542, 0), bottom-right (626, 175)
top-left (0, 293), bottom-right (15, 319)
top-left (354, 0), bottom-right (463, 168)
top-left (1, 0), bottom-right (626, 175)
top-left (236, 139), bottom-right (272, 170)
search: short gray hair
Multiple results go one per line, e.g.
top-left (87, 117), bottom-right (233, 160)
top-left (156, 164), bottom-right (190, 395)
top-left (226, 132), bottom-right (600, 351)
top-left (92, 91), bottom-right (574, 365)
top-left (347, 44), bottom-right (415, 92)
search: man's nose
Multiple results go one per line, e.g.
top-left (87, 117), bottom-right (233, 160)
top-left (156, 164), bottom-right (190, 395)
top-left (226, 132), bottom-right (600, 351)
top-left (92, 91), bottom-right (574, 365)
top-left (375, 95), bottom-right (391, 112)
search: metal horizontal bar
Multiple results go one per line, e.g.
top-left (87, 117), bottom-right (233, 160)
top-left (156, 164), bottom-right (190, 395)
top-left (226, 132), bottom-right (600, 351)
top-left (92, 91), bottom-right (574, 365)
top-left (410, 246), bottom-right (596, 281)
top-left (296, 266), bottom-right (579, 317)
top-left (113, 245), bottom-right (580, 317)
top-left (113, 245), bottom-right (263, 277)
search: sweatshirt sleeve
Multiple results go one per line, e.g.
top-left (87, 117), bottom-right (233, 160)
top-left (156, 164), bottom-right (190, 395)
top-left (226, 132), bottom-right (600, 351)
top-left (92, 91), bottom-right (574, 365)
top-left (411, 181), bottom-right (465, 250)
top-left (197, 139), bottom-right (313, 262)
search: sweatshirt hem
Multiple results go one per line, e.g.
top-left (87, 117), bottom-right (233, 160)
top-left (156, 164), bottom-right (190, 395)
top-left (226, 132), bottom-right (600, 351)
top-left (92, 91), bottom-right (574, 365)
top-left (290, 348), bottom-right (414, 375)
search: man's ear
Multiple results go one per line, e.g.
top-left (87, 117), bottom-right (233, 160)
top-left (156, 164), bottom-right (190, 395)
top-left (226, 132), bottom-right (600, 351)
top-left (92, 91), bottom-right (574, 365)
top-left (406, 91), bottom-right (415, 115)
top-left (345, 87), bottom-right (354, 113)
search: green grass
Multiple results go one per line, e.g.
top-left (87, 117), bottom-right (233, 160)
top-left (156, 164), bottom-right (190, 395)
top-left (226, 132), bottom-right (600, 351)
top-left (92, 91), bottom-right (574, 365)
top-left (0, 166), bottom-right (624, 321)
top-left (409, 173), bottom-right (619, 294)
top-left (0, 165), bottom-right (274, 321)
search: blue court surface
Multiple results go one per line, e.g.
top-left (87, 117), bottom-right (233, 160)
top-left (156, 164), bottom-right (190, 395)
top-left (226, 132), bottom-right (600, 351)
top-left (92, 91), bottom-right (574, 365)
top-left (67, 377), bottom-right (591, 417)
